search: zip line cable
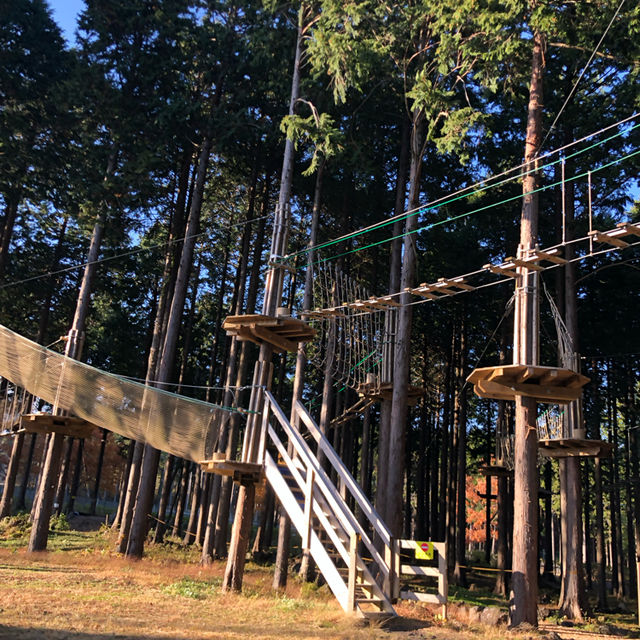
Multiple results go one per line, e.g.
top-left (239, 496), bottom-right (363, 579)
top-left (308, 145), bottom-right (640, 268)
top-left (0, 210), bottom-right (269, 291)
top-left (282, 112), bottom-right (639, 263)
top-left (539, 0), bottom-right (628, 153)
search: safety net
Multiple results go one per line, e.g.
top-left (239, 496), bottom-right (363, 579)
top-left (0, 323), bottom-right (229, 462)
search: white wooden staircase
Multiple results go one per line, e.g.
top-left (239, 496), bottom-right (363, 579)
top-left (258, 391), bottom-right (398, 618)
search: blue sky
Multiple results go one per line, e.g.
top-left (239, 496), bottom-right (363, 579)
top-left (48, 0), bottom-right (84, 44)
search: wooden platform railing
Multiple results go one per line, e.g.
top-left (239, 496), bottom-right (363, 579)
top-left (260, 391), bottom-right (395, 616)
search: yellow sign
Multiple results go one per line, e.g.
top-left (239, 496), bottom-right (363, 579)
top-left (415, 540), bottom-right (434, 560)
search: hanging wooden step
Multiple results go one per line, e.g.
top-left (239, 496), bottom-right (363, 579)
top-left (538, 438), bottom-right (613, 459)
top-left (588, 229), bottom-right (630, 249)
top-left (330, 396), bottom-right (376, 426)
top-left (223, 313), bottom-right (316, 352)
top-left (467, 365), bottom-right (589, 404)
top-left (483, 261), bottom-right (519, 279)
top-left (304, 308), bottom-right (346, 319)
top-left (408, 277), bottom-right (474, 300)
top-left (615, 221), bottom-right (640, 238)
top-left (355, 381), bottom-right (424, 406)
top-left (200, 453), bottom-right (263, 484)
top-left (10, 414), bottom-right (95, 438)
top-left (527, 247), bottom-right (567, 265)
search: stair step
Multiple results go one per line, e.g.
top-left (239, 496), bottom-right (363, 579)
top-left (356, 597), bottom-right (383, 604)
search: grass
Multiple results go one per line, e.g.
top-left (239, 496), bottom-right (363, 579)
top-left (0, 521), bottom-right (635, 639)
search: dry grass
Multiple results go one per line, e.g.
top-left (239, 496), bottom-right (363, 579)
top-left (0, 522), bottom-right (618, 640)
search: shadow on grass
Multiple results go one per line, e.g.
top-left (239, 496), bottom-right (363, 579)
top-left (0, 627), bottom-right (190, 640)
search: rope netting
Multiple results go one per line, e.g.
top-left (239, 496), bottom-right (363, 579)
top-left (0, 324), bottom-right (228, 462)
top-left (307, 264), bottom-right (395, 390)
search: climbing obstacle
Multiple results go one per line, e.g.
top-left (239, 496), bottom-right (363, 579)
top-left (466, 365), bottom-right (589, 404)
top-left (13, 413), bottom-right (95, 438)
top-left (222, 313), bottom-right (316, 353)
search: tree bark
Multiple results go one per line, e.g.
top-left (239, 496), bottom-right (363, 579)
top-left (509, 28), bottom-right (544, 627)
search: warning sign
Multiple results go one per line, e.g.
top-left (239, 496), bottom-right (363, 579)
top-left (414, 541), bottom-right (434, 560)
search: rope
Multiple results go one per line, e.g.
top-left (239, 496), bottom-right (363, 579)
top-left (283, 114), bottom-right (640, 264)
top-left (539, 0), bottom-right (628, 152)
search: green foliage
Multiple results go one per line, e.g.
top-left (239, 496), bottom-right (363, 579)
top-left (50, 513), bottom-right (71, 532)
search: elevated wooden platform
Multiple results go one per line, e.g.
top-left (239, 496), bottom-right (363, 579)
top-left (223, 314), bottom-right (316, 352)
top-left (355, 382), bottom-right (424, 406)
top-left (200, 453), bottom-right (263, 484)
top-left (538, 438), bottom-right (613, 459)
top-left (467, 365), bottom-right (589, 404)
top-left (478, 464), bottom-right (513, 477)
top-left (8, 414), bottom-right (95, 438)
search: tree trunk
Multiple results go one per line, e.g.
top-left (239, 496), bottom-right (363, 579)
top-left (153, 455), bottom-right (175, 543)
top-left (0, 195), bottom-right (20, 278)
top-left (387, 107), bottom-right (424, 537)
top-left (54, 437), bottom-right (74, 516)
top-left (16, 433), bottom-right (37, 511)
top-left (126, 136), bottom-right (211, 558)
top-left (91, 429), bottom-right (108, 516)
top-left (0, 432), bottom-right (24, 518)
top-left (66, 438), bottom-right (84, 514)
top-left (510, 29), bottom-right (544, 627)
top-left (225, 3), bottom-right (304, 594)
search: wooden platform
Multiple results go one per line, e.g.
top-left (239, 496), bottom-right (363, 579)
top-left (355, 382), bottom-right (424, 406)
top-left (538, 438), bottom-right (613, 458)
top-left (478, 464), bottom-right (513, 477)
top-left (200, 453), bottom-right (263, 484)
top-left (6, 414), bottom-right (95, 438)
top-left (467, 365), bottom-right (589, 404)
top-left (223, 314), bottom-right (316, 352)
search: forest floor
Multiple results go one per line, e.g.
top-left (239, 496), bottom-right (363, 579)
top-left (0, 514), bottom-right (637, 640)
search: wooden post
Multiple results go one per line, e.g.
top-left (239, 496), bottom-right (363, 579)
top-left (348, 532), bottom-right (359, 611)
top-left (301, 468), bottom-right (314, 551)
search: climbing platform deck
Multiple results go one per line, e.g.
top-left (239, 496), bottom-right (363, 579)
top-left (223, 314), bottom-right (316, 352)
top-left (478, 464), bottom-right (513, 477)
top-left (200, 453), bottom-right (263, 484)
top-left (355, 382), bottom-right (424, 406)
top-left (538, 438), bottom-right (613, 458)
top-left (8, 413), bottom-right (95, 438)
top-left (467, 365), bottom-right (589, 404)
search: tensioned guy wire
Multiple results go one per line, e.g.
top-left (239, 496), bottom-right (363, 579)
top-left (282, 112), bottom-right (639, 263)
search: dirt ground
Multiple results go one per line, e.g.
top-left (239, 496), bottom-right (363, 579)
top-left (0, 518), bottom-right (634, 640)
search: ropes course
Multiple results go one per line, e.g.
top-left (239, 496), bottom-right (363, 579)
top-left (306, 263), bottom-right (395, 391)
top-left (0, 324), bottom-right (239, 462)
top-left (308, 220), bottom-right (640, 319)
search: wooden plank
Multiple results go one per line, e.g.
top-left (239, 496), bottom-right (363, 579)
top-left (483, 263), bottom-right (519, 278)
top-left (616, 222), bottom-right (640, 237)
top-left (400, 565), bottom-right (441, 577)
top-left (399, 591), bottom-right (445, 605)
top-left (507, 256), bottom-right (545, 271)
top-left (439, 277), bottom-right (475, 291)
top-left (529, 248), bottom-right (567, 265)
top-left (407, 287), bottom-right (438, 300)
top-left (589, 230), bottom-right (629, 248)
top-left (252, 325), bottom-right (297, 352)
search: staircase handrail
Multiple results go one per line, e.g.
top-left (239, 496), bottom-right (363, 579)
top-left (264, 391), bottom-right (391, 583)
top-left (294, 398), bottom-right (393, 548)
